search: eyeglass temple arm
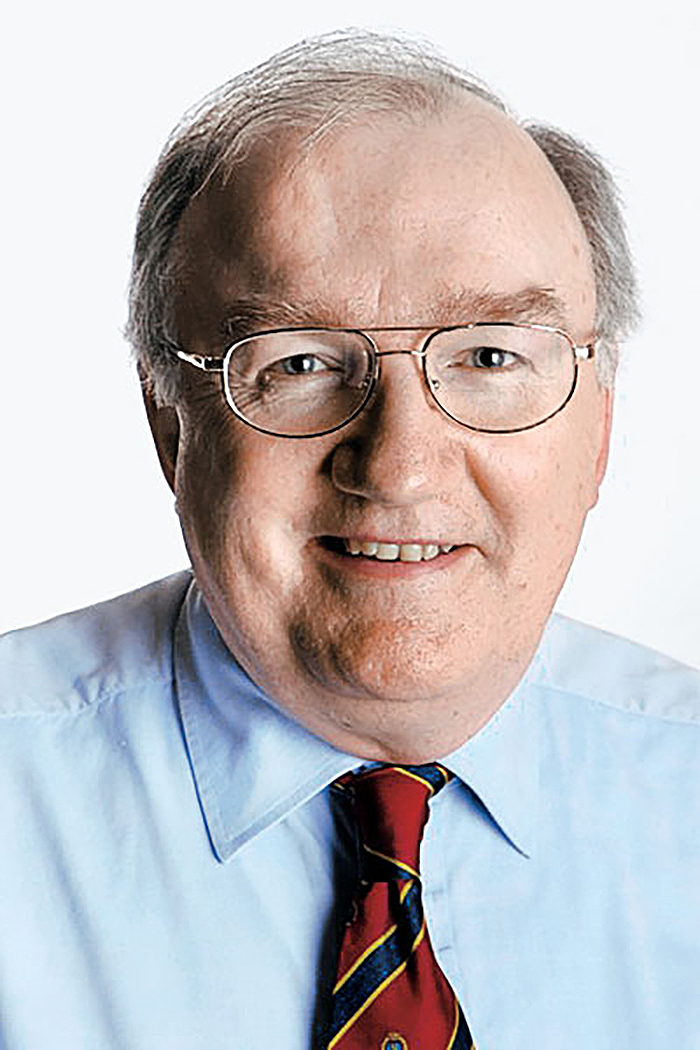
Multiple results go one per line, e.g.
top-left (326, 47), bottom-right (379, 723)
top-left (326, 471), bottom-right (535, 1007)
top-left (169, 346), bottom-right (225, 373)
top-left (575, 343), bottom-right (596, 361)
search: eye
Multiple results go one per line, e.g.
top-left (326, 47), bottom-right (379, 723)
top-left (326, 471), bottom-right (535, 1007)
top-left (470, 346), bottom-right (520, 369)
top-left (264, 350), bottom-right (352, 378)
top-left (274, 353), bottom-right (331, 375)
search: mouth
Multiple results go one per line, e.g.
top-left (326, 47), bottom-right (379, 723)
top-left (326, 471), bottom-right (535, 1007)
top-left (318, 536), bottom-right (458, 563)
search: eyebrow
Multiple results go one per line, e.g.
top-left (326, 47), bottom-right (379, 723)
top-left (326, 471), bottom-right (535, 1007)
top-left (220, 294), bottom-right (333, 341)
top-left (429, 286), bottom-right (570, 327)
top-left (218, 285), bottom-right (570, 341)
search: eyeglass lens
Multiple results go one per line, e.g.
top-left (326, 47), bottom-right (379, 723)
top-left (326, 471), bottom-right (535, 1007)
top-left (224, 326), bottom-right (576, 436)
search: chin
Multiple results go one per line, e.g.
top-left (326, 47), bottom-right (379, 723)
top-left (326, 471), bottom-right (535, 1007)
top-left (292, 612), bottom-right (466, 704)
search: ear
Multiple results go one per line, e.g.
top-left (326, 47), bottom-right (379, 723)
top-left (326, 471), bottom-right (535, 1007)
top-left (589, 385), bottom-right (614, 506)
top-left (139, 368), bottom-right (181, 494)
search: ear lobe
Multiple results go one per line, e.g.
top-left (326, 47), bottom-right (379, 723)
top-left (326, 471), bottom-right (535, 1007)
top-left (140, 370), bottom-right (181, 494)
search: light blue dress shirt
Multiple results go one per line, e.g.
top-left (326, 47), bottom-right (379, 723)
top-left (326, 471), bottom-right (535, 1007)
top-left (1, 571), bottom-right (699, 1049)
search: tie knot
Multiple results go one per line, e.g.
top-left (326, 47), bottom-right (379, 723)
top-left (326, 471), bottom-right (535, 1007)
top-left (338, 764), bottom-right (451, 882)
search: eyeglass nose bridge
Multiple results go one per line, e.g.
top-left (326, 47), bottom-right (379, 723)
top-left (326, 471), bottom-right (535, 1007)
top-left (369, 345), bottom-right (432, 389)
top-left (374, 348), bottom-right (428, 358)
top-left (367, 345), bottom-right (433, 395)
top-left (366, 345), bottom-right (436, 405)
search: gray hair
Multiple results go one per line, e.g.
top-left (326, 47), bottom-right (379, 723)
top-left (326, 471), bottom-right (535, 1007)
top-left (127, 30), bottom-right (638, 404)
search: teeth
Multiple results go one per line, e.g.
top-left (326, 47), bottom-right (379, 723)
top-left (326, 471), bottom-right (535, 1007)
top-left (342, 539), bottom-right (456, 561)
top-left (398, 544), bottom-right (423, 563)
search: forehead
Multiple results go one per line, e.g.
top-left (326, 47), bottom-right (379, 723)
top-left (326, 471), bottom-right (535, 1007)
top-left (172, 100), bottom-right (595, 342)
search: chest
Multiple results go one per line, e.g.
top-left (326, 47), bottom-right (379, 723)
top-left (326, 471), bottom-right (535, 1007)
top-left (1, 786), bottom-right (696, 1049)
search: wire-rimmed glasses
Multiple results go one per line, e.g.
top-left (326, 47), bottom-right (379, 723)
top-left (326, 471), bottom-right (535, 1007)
top-left (169, 323), bottom-right (595, 438)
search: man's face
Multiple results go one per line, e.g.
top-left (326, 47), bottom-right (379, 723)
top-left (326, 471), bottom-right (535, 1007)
top-left (152, 100), bottom-right (611, 761)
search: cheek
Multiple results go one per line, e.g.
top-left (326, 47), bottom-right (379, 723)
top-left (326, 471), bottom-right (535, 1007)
top-left (176, 422), bottom-right (241, 569)
top-left (481, 415), bottom-right (604, 575)
top-left (175, 418), bottom-right (319, 598)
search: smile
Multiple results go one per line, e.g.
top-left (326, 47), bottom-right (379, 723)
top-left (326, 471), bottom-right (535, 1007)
top-left (337, 539), bottom-right (456, 562)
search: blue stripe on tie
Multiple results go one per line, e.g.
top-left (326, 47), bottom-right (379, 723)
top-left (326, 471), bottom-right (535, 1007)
top-left (329, 881), bottom-right (423, 1038)
top-left (452, 1008), bottom-right (475, 1049)
top-left (400, 763), bottom-right (450, 793)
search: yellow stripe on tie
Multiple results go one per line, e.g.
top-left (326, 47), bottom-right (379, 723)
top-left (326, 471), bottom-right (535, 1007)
top-left (445, 999), bottom-right (460, 1049)
top-left (333, 880), bottom-right (415, 993)
top-left (327, 920), bottom-right (427, 1050)
top-left (363, 845), bottom-right (420, 879)
top-left (394, 767), bottom-right (438, 794)
top-left (399, 879), bottom-right (414, 903)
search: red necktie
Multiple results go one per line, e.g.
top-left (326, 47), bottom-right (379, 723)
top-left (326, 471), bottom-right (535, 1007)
top-left (326, 764), bottom-right (474, 1050)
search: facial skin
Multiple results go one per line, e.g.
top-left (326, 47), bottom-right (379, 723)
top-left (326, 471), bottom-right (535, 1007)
top-left (146, 98), bottom-right (612, 762)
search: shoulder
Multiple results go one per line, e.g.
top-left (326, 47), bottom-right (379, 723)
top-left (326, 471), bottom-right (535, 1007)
top-left (530, 620), bottom-right (700, 933)
top-left (0, 571), bottom-right (193, 717)
top-left (537, 614), bottom-right (700, 726)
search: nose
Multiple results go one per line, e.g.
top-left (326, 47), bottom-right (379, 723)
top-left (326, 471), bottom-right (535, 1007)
top-left (330, 351), bottom-right (447, 506)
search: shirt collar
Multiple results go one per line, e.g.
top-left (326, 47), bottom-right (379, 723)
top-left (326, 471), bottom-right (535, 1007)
top-left (443, 662), bottom-right (540, 858)
top-left (174, 582), bottom-right (359, 862)
top-left (175, 580), bottom-right (540, 862)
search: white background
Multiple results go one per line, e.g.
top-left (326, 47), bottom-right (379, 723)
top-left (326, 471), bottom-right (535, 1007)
top-left (2, 1), bottom-right (698, 667)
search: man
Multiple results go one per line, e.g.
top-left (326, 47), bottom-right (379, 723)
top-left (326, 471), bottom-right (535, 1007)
top-left (1, 30), bottom-right (698, 1050)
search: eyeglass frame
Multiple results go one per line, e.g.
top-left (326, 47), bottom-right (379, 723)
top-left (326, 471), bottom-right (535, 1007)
top-left (167, 321), bottom-right (596, 439)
